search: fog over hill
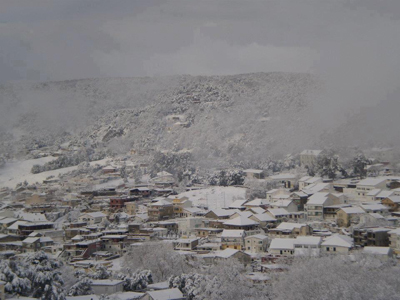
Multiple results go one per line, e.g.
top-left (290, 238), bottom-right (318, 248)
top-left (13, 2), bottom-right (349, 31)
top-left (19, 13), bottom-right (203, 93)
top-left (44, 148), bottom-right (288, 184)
top-left (0, 72), bottom-right (398, 168)
top-left (0, 72), bottom-right (321, 164)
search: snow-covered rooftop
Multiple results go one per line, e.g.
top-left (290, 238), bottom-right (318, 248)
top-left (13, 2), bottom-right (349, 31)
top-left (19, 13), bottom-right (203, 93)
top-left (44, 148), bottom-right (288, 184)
top-left (357, 177), bottom-right (387, 187)
top-left (321, 234), bottom-right (353, 248)
top-left (269, 238), bottom-right (295, 250)
top-left (146, 288), bottom-right (183, 300)
top-left (223, 216), bottom-right (258, 227)
top-left (363, 247), bottom-right (392, 255)
top-left (267, 208), bottom-right (290, 216)
top-left (340, 207), bottom-right (365, 214)
top-left (306, 192), bottom-right (330, 205)
top-left (294, 236), bottom-right (322, 246)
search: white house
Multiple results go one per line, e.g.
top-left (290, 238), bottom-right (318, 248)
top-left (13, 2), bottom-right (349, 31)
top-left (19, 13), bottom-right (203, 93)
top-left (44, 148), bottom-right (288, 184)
top-left (321, 234), bottom-right (353, 254)
top-left (363, 247), bottom-right (393, 259)
top-left (293, 236), bottom-right (322, 256)
top-left (270, 200), bottom-right (298, 212)
top-left (144, 288), bottom-right (184, 300)
top-left (355, 178), bottom-right (388, 200)
top-left (78, 212), bottom-right (107, 224)
top-left (269, 238), bottom-right (295, 256)
top-left (244, 234), bottom-right (268, 253)
top-left (300, 150), bottom-right (322, 167)
top-left (305, 192), bottom-right (343, 221)
top-left (91, 280), bottom-right (124, 295)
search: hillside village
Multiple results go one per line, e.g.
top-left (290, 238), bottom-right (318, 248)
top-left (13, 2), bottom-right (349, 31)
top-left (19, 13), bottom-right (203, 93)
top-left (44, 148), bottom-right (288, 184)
top-left (0, 146), bottom-right (400, 299)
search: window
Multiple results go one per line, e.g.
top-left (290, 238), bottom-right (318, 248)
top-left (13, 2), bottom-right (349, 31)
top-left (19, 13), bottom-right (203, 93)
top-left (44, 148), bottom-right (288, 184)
top-left (248, 247), bottom-right (250, 250)
top-left (326, 247), bottom-right (329, 251)
top-left (333, 247), bottom-right (336, 252)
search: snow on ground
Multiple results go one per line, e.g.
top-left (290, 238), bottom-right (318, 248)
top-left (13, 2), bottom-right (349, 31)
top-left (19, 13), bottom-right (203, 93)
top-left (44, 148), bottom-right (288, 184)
top-left (177, 186), bottom-right (247, 210)
top-left (109, 257), bottom-right (123, 272)
top-left (0, 157), bottom-right (110, 189)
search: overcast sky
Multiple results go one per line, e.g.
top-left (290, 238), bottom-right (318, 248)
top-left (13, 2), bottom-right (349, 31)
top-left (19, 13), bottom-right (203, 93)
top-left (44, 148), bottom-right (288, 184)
top-left (1, 0), bottom-right (400, 114)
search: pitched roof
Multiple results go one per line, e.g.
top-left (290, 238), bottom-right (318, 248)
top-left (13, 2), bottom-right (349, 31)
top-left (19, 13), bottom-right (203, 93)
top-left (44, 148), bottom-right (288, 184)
top-left (269, 238), bottom-right (295, 250)
top-left (8, 221), bottom-right (29, 230)
top-left (146, 288), bottom-right (184, 300)
top-left (267, 208), bottom-right (290, 217)
top-left (22, 237), bottom-right (40, 244)
top-left (251, 214), bottom-right (277, 222)
top-left (363, 247), bottom-right (392, 255)
top-left (376, 190), bottom-right (394, 199)
top-left (340, 207), bottom-right (365, 214)
top-left (91, 279), bottom-right (124, 286)
top-left (387, 196), bottom-right (400, 203)
top-left (275, 222), bottom-right (306, 230)
top-left (357, 178), bottom-right (387, 187)
top-left (245, 234), bottom-right (268, 240)
top-left (223, 216), bottom-right (258, 227)
top-left (360, 204), bottom-right (389, 211)
top-left (306, 192), bottom-right (330, 205)
top-left (233, 211), bottom-right (253, 218)
top-left (321, 234), bottom-right (353, 248)
top-left (245, 198), bottom-right (268, 207)
top-left (85, 212), bottom-right (107, 218)
top-left (302, 183), bottom-right (330, 195)
top-left (0, 218), bottom-right (18, 225)
top-left (18, 212), bottom-right (47, 222)
top-left (272, 200), bottom-right (293, 208)
top-left (206, 209), bottom-right (235, 217)
top-left (150, 200), bottom-right (173, 207)
top-left (216, 248), bottom-right (240, 258)
top-left (228, 200), bottom-right (248, 209)
top-left (248, 207), bottom-right (265, 214)
top-left (270, 173), bottom-right (297, 180)
top-left (293, 236), bottom-right (322, 246)
top-left (367, 189), bottom-right (382, 197)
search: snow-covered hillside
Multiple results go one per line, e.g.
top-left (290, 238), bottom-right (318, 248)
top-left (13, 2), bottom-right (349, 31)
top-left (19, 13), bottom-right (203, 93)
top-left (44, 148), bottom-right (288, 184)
top-left (0, 157), bottom-right (109, 188)
top-left (0, 72), bottom-right (321, 167)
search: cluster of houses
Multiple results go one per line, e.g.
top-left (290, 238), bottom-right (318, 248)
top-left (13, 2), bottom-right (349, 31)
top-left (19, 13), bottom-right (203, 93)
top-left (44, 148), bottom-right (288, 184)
top-left (1, 149), bottom-right (400, 299)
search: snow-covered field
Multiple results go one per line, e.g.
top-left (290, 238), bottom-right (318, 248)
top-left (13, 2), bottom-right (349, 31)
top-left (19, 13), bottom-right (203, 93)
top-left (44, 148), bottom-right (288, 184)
top-left (177, 186), bottom-right (247, 210)
top-left (0, 157), bottom-right (109, 189)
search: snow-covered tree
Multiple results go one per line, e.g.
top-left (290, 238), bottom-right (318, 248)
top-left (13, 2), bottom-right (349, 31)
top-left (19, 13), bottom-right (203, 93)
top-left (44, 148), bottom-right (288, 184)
top-left (0, 251), bottom-right (66, 299)
top-left (169, 273), bottom-right (207, 300)
top-left (351, 152), bottom-right (370, 179)
top-left (208, 170), bottom-right (245, 186)
top-left (122, 243), bottom-right (192, 281)
top-left (169, 259), bottom-right (270, 300)
top-left (68, 277), bottom-right (93, 296)
top-left (316, 150), bottom-right (342, 179)
top-left (90, 265), bottom-right (112, 280)
top-left (118, 270), bottom-right (153, 291)
top-left (24, 251), bottom-right (66, 300)
top-left (273, 255), bottom-right (400, 300)
top-left (0, 261), bottom-right (31, 296)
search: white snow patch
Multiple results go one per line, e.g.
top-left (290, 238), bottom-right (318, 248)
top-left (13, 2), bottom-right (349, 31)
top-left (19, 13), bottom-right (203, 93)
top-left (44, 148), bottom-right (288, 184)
top-left (177, 186), bottom-right (247, 210)
top-left (0, 158), bottom-right (109, 188)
